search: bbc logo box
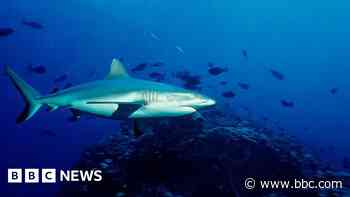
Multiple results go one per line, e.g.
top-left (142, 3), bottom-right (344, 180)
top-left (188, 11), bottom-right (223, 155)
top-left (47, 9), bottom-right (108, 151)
top-left (7, 169), bottom-right (22, 183)
top-left (8, 169), bottom-right (56, 183)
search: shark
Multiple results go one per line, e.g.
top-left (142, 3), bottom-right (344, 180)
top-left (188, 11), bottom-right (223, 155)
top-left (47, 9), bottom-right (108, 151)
top-left (5, 59), bottom-right (216, 126)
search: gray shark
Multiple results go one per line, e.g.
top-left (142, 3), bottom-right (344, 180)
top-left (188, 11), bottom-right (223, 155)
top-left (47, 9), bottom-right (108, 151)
top-left (5, 59), bottom-right (216, 124)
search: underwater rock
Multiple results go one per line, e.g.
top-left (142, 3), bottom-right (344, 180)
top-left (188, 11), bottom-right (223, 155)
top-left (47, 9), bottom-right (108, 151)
top-left (58, 114), bottom-right (332, 197)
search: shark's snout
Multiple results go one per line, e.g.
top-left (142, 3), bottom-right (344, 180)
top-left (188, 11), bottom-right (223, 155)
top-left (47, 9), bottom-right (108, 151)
top-left (207, 98), bottom-right (216, 106)
top-left (196, 97), bottom-right (216, 108)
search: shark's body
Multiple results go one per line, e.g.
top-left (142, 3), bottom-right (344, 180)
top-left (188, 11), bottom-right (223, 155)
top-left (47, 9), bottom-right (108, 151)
top-left (6, 59), bottom-right (216, 123)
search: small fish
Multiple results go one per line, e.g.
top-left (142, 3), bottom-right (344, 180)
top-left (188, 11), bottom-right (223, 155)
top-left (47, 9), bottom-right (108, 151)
top-left (185, 78), bottom-right (201, 90)
top-left (242, 49), bottom-right (248, 58)
top-left (150, 32), bottom-right (160, 41)
top-left (132, 63), bottom-right (147, 72)
top-left (330, 88), bottom-right (338, 95)
top-left (54, 74), bottom-right (68, 83)
top-left (149, 72), bottom-right (165, 82)
top-left (237, 82), bottom-right (250, 90)
top-left (28, 64), bottom-right (47, 74)
top-left (220, 81), bottom-right (228, 85)
top-left (280, 100), bottom-right (294, 108)
top-left (270, 69), bottom-right (285, 80)
top-left (22, 20), bottom-right (44, 29)
top-left (49, 87), bottom-right (59, 94)
top-left (175, 46), bottom-right (185, 54)
top-left (0, 28), bottom-right (14, 37)
top-left (208, 65), bottom-right (228, 76)
top-left (151, 62), bottom-right (165, 67)
top-left (175, 71), bottom-right (201, 90)
top-left (222, 91), bottom-right (236, 98)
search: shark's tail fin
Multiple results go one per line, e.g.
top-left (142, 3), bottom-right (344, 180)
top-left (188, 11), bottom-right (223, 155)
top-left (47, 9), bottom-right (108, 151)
top-left (5, 66), bottom-right (42, 123)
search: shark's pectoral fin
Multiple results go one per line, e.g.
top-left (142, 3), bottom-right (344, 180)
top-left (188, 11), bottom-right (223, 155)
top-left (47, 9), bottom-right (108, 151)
top-left (46, 104), bottom-right (58, 112)
top-left (74, 102), bottom-right (119, 117)
top-left (85, 103), bottom-right (119, 117)
top-left (129, 104), bottom-right (196, 118)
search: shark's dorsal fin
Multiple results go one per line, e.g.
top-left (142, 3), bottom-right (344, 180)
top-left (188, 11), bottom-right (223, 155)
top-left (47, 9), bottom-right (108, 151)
top-left (106, 58), bottom-right (129, 80)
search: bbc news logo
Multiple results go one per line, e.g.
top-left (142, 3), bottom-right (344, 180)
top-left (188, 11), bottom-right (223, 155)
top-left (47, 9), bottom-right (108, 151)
top-left (8, 169), bottom-right (102, 184)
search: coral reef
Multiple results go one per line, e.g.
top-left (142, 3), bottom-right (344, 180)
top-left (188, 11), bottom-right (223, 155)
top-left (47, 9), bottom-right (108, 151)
top-left (58, 111), bottom-right (348, 197)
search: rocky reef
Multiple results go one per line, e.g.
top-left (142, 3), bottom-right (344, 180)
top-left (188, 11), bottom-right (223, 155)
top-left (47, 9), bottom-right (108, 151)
top-left (58, 110), bottom-right (349, 197)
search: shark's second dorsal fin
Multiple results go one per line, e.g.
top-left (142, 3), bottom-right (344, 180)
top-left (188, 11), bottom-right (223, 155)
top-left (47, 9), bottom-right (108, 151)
top-left (106, 58), bottom-right (129, 80)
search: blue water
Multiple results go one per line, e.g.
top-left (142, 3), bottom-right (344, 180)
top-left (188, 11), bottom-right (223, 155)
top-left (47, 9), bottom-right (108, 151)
top-left (1, 0), bottom-right (350, 196)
